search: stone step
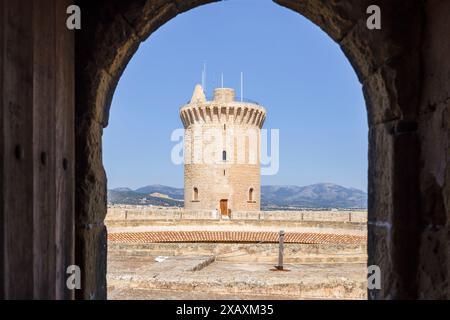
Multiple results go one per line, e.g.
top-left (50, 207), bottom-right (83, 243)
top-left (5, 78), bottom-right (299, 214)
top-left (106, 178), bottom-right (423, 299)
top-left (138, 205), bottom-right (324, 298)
top-left (109, 250), bottom-right (366, 264)
top-left (108, 242), bottom-right (367, 260)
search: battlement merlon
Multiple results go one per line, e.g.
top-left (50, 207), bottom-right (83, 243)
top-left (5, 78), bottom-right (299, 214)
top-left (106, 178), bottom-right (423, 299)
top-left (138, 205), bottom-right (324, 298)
top-left (180, 85), bottom-right (266, 129)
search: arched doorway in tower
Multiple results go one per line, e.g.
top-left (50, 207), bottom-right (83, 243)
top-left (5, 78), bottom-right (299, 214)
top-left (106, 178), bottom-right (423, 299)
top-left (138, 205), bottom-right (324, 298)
top-left (220, 199), bottom-right (229, 216)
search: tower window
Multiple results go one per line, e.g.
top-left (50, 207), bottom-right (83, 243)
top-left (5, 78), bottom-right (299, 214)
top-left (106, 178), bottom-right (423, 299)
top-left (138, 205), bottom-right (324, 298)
top-left (248, 188), bottom-right (254, 201)
top-left (193, 187), bottom-right (199, 201)
top-left (222, 150), bottom-right (227, 161)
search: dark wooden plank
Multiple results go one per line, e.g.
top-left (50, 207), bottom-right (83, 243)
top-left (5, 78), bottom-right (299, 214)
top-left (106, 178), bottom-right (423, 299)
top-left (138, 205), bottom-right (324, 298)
top-left (3, 0), bottom-right (34, 299)
top-left (55, 0), bottom-right (75, 300)
top-left (0, 0), bottom-right (5, 300)
top-left (33, 0), bottom-right (57, 299)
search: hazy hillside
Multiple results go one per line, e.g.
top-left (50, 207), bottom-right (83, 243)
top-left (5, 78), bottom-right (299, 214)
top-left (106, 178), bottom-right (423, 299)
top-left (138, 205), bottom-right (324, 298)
top-left (108, 188), bottom-right (183, 207)
top-left (134, 185), bottom-right (184, 200)
top-left (261, 183), bottom-right (367, 209)
top-left (108, 183), bottom-right (367, 209)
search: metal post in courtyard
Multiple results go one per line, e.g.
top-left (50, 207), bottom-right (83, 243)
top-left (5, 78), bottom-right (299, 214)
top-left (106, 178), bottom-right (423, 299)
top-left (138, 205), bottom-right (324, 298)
top-left (276, 230), bottom-right (285, 270)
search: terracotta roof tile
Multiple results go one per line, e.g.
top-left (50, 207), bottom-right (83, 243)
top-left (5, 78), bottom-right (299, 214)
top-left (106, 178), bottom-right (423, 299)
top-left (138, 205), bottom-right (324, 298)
top-left (108, 231), bottom-right (366, 244)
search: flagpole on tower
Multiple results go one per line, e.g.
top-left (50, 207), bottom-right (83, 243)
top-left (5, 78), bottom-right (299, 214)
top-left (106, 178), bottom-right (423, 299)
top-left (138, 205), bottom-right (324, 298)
top-left (201, 62), bottom-right (207, 95)
top-left (240, 72), bottom-right (244, 102)
top-left (203, 62), bottom-right (207, 95)
top-left (201, 67), bottom-right (204, 91)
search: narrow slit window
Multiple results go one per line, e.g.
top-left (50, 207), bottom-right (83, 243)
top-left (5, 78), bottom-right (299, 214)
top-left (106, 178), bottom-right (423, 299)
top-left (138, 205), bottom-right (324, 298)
top-left (193, 187), bottom-right (199, 201)
top-left (222, 150), bottom-right (227, 161)
top-left (249, 188), bottom-right (254, 201)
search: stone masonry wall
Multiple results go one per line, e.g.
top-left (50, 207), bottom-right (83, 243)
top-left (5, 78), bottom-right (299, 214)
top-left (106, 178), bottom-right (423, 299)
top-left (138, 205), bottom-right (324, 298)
top-left (106, 207), bottom-right (367, 223)
top-left (185, 164), bottom-right (260, 212)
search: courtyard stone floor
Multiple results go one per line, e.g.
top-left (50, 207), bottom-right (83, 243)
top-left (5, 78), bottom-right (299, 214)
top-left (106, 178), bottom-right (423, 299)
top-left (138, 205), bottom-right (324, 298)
top-left (107, 222), bottom-right (367, 300)
top-left (107, 253), bottom-right (367, 300)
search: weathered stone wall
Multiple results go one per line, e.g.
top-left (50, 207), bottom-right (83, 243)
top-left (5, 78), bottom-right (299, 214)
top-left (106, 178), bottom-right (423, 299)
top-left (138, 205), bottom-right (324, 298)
top-left (415, 0), bottom-right (450, 299)
top-left (233, 211), bottom-right (367, 223)
top-left (105, 217), bottom-right (367, 232)
top-left (109, 242), bottom-right (367, 264)
top-left (106, 207), bottom-right (367, 223)
top-left (185, 164), bottom-right (260, 212)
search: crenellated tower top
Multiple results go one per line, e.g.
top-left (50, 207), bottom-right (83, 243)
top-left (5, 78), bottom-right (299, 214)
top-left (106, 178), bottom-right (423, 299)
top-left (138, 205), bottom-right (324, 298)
top-left (180, 84), bottom-right (266, 129)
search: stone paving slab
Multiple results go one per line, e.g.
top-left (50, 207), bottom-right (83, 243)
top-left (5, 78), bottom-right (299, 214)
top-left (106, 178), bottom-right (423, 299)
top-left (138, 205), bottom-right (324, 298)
top-left (108, 231), bottom-right (366, 244)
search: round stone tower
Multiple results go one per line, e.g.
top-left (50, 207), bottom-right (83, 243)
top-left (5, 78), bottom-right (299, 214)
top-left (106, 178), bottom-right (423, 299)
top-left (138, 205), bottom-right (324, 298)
top-left (180, 84), bottom-right (266, 215)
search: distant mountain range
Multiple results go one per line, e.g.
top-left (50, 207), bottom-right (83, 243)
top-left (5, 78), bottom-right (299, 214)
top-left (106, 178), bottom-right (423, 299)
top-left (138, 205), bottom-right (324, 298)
top-left (108, 183), bottom-right (367, 209)
top-left (107, 188), bottom-right (183, 208)
top-left (260, 184), bottom-right (367, 209)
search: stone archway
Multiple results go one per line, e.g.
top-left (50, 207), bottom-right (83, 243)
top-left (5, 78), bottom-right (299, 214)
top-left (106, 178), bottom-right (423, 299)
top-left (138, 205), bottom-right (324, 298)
top-left (75, 0), bottom-right (449, 300)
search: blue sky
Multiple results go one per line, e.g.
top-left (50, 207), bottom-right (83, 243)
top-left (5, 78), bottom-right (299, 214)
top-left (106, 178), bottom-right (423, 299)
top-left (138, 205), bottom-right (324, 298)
top-left (103, 0), bottom-right (368, 191)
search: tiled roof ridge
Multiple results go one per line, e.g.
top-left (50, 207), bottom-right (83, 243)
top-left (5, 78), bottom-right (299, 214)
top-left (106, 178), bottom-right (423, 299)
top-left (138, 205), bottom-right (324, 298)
top-left (108, 231), bottom-right (366, 245)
